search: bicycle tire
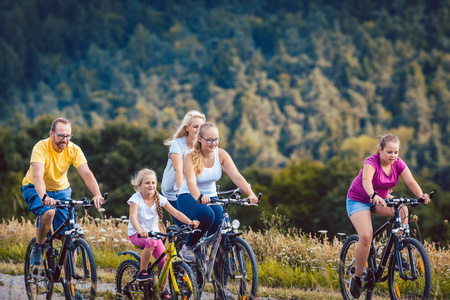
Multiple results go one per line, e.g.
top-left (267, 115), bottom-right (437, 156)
top-left (339, 234), bottom-right (375, 300)
top-left (115, 259), bottom-right (144, 299)
top-left (64, 238), bottom-right (97, 300)
top-left (24, 238), bottom-right (54, 300)
top-left (214, 237), bottom-right (258, 300)
top-left (387, 237), bottom-right (431, 299)
top-left (169, 260), bottom-right (199, 300)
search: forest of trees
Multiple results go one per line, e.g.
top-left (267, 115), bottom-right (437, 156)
top-left (1, 0), bottom-right (449, 242)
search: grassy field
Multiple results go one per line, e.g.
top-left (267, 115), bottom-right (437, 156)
top-left (1, 211), bottom-right (449, 299)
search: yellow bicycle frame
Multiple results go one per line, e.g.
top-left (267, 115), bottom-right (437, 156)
top-left (150, 239), bottom-right (194, 296)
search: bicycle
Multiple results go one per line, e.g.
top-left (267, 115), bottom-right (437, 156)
top-left (178, 187), bottom-right (261, 300)
top-left (339, 192), bottom-right (434, 300)
top-left (24, 193), bottom-right (108, 300)
top-left (115, 225), bottom-right (199, 300)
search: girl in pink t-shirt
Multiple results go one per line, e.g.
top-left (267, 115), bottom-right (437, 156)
top-left (345, 134), bottom-right (431, 298)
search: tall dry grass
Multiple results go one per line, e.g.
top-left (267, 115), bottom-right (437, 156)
top-left (1, 209), bottom-right (450, 298)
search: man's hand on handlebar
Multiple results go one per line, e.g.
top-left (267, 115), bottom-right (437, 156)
top-left (42, 194), bottom-right (57, 207)
top-left (92, 195), bottom-right (105, 209)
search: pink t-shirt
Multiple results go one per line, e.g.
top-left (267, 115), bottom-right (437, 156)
top-left (347, 153), bottom-right (407, 204)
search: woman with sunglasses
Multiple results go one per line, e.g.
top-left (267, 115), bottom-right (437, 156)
top-left (177, 122), bottom-right (259, 262)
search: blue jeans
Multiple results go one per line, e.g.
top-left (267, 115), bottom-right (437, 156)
top-left (177, 193), bottom-right (223, 246)
top-left (21, 184), bottom-right (72, 231)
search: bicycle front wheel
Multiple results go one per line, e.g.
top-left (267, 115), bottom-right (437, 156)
top-left (215, 237), bottom-right (258, 300)
top-left (115, 259), bottom-right (144, 299)
top-left (387, 237), bottom-right (431, 299)
top-left (24, 238), bottom-right (54, 300)
top-left (170, 260), bottom-right (198, 300)
top-left (64, 238), bottom-right (97, 300)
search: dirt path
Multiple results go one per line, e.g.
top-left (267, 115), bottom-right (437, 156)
top-left (0, 273), bottom-right (215, 299)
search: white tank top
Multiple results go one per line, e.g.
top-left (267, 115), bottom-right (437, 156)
top-left (179, 148), bottom-right (222, 197)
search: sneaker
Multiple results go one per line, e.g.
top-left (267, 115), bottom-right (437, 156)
top-left (30, 243), bottom-right (44, 265)
top-left (179, 245), bottom-right (196, 262)
top-left (74, 289), bottom-right (83, 300)
top-left (136, 270), bottom-right (152, 282)
top-left (160, 288), bottom-right (171, 299)
top-left (350, 275), bottom-right (362, 298)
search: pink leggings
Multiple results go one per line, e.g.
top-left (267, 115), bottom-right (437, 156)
top-left (129, 233), bottom-right (166, 269)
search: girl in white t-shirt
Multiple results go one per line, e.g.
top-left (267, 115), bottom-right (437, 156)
top-left (128, 168), bottom-right (199, 287)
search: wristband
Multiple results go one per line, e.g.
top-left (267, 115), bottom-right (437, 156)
top-left (369, 193), bottom-right (376, 203)
top-left (42, 194), bottom-right (48, 201)
top-left (197, 194), bottom-right (203, 203)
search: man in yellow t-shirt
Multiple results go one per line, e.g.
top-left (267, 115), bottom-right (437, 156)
top-left (21, 117), bottom-right (104, 265)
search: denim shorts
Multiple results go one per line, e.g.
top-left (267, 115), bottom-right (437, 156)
top-left (21, 184), bottom-right (72, 230)
top-left (346, 198), bottom-right (374, 217)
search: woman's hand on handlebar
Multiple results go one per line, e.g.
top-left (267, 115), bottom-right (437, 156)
top-left (421, 193), bottom-right (431, 204)
top-left (199, 194), bottom-right (211, 204)
top-left (190, 220), bottom-right (200, 228)
top-left (248, 194), bottom-right (259, 204)
top-left (373, 195), bottom-right (387, 207)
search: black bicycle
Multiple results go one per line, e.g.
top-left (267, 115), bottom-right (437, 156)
top-left (176, 187), bottom-right (261, 300)
top-left (339, 192), bottom-right (433, 300)
top-left (24, 193), bottom-right (108, 300)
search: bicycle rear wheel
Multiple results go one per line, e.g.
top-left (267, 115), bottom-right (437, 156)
top-left (387, 237), bottom-right (431, 299)
top-left (170, 261), bottom-right (198, 300)
top-left (65, 238), bottom-right (97, 300)
top-left (339, 234), bottom-right (375, 300)
top-left (215, 237), bottom-right (258, 300)
top-left (24, 238), bottom-right (54, 300)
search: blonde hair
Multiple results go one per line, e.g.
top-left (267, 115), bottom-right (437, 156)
top-left (377, 134), bottom-right (400, 154)
top-left (191, 122), bottom-right (217, 177)
top-left (130, 168), bottom-right (163, 223)
top-left (163, 110), bottom-right (206, 146)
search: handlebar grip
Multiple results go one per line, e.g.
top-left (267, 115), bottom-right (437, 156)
top-left (257, 192), bottom-right (262, 204)
top-left (103, 192), bottom-right (108, 202)
top-left (138, 231), bottom-right (156, 238)
top-left (430, 191), bottom-right (434, 199)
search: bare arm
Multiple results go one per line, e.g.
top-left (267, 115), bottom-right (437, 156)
top-left (163, 201), bottom-right (200, 228)
top-left (170, 153), bottom-right (184, 190)
top-left (220, 149), bottom-right (258, 203)
top-left (400, 166), bottom-right (431, 204)
top-left (361, 164), bottom-right (386, 206)
top-left (129, 202), bottom-right (148, 238)
top-left (77, 163), bottom-right (104, 208)
top-left (184, 153), bottom-right (202, 200)
top-left (31, 162), bottom-right (57, 206)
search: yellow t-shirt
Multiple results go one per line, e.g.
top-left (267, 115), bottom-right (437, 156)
top-left (22, 137), bottom-right (87, 191)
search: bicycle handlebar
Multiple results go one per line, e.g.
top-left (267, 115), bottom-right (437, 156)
top-left (197, 187), bottom-right (262, 206)
top-left (47, 192), bottom-right (108, 209)
top-left (384, 191), bottom-right (434, 207)
top-left (138, 225), bottom-right (200, 239)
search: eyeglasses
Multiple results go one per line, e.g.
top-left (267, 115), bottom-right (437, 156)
top-left (52, 131), bottom-right (73, 140)
top-left (199, 135), bottom-right (221, 145)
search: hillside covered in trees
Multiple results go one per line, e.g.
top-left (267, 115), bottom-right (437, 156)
top-left (1, 0), bottom-right (449, 241)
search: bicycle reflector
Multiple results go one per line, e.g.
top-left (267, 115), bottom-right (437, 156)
top-left (231, 219), bottom-right (240, 229)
